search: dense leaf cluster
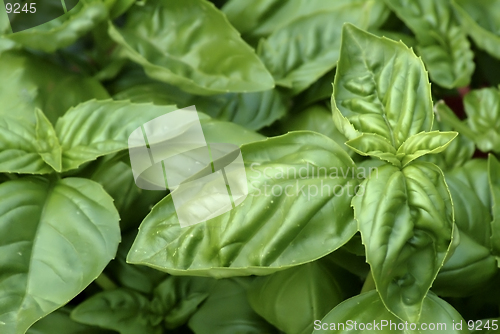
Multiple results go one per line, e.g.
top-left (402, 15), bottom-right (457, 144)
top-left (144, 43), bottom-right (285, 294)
top-left (1, 0), bottom-right (500, 333)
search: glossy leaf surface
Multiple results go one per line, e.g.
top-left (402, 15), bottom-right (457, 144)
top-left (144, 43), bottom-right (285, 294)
top-left (353, 162), bottom-right (454, 322)
top-left (108, 0), bottom-right (274, 95)
top-left (385, 0), bottom-right (474, 88)
top-left (128, 132), bottom-right (359, 277)
top-left (247, 260), bottom-right (346, 334)
top-left (0, 177), bottom-right (120, 334)
top-left (313, 290), bottom-right (467, 333)
top-left (332, 24), bottom-right (433, 148)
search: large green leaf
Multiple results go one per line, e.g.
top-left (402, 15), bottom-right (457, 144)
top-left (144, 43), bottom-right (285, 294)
top-left (332, 24), bottom-right (433, 148)
top-left (247, 260), bottom-right (347, 334)
top-left (108, 0), bottom-right (274, 95)
top-left (452, 0), bottom-right (500, 60)
top-left (222, 0), bottom-right (389, 43)
top-left (128, 131), bottom-right (359, 277)
top-left (257, 1), bottom-right (377, 94)
top-left (6, 0), bottom-right (108, 53)
top-left (432, 160), bottom-right (497, 296)
top-left (462, 88), bottom-right (500, 153)
top-left (55, 99), bottom-right (264, 172)
top-left (0, 50), bottom-right (109, 123)
top-left (0, 177), bottom-right (120, 334)
top-left (313, 290), bottom-right (467, 333)
top-left (188, 278), bottom-right (277, 334)
top-left (489, 155), bottom-right (500, 258)
top-left (385, 0), bottom-right (474, 89)
top-left (352, 162), bottom-right (454, 322)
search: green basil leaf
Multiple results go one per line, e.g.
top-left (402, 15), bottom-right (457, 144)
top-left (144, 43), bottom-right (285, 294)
top-left (257, 1), bottom-right (375, 94)
top-left (279, 104), bottom-right (354, 157)
top-left (108, 0), bottom-right (274, 95)
top-left (90, 154), bottom-right (167, 232)
top-left (222, 0), bottom-right (389, 43)
top-left (0, 177), bottom-right (120, 334)
top-left (353, 162), bottom-right (454, 322)
top-left (188, 278), bottom-right (278, 334)
top-left (71, 289), bottom-right (162, 334)
top-left (463, 88), bottom-right (500, 153)
top-left (489, 155), bottom-right (500, 258)
top-left (418, 102), bottom-right (475, 171)
top-left (35, 108), bottom-right (62, 172)
top-left (27, 308), bottom-right (112, 334)
top-left (433, 160), bottom-right (497, 297)
top-left (55, 100), bottom-right (177, 171)
top-left (384, 0), bottom-right (474, 89)
top-left (0, 110), bottom-right (52, 174)
top-left (345, 133), bottom-right (400, 167)
top-left (247, 260), bottom-right (346, 334)
top-left (152, 276), bottom-right (215, 329)
top-left (313, 290), bottom-right (466, 333)
top-left (128, 131), bottom-right (359, 277)
top-left (433, 230), bottom-right (497, 297)
top-left (105, 231), bottom-right (168, 294)
top-left (6, 1), bottom-right (108, 53)
top-left (332, 24), bottom-right (433, 148)
top-left (452, 0), bottom-right (500, 60)
top-left (397, 131), bottom-right (458, 167)
top-left (0, 51), bottom-right (109, 123)
top-left (112, 69), bottom-right (287, 131)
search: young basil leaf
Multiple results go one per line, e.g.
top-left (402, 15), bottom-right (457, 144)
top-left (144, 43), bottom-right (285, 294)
top-left (35, 108), bottom-right (62, 172)
top-left (0, 177), bottom-right (120, 334)
top-left (257, 1), bottom-right (376, 94)
top-left (0, 111), bottom-right (53, 174)
top-left (353, 162), bottom-right (454, 322)
top-left (188, 278), bottom-right (278, 334)
top-left (313, 290), bottom-right (466, 333)
top-left (397, 131), bottom-right (458, 167)
top-left (247, 260), bottom-right (347, 334)
top-left (489, 155), bottom-right (500, 258)
top-left (128, 131), bottom-right (359, 277)
top-left (418, 102), bottom-right (475, 171)
top-left (345, 133), bottom-right (400, 167)
top-left (332, 24), bottom-right (433, 148)
top-left (462, 88), bottom-right (500, 153)
top-left (71, 289), bottom-right (163, 334)
top-left (384, 0), bottom-right (474, 89)
top-left (108, 0), bottom-right (274, 95)
top-left (6, 0), bottom-right (108, 53)
top-left (452, 0), bottom-right (500, 60)
top-left (27, 308), bottom-right (112, 334)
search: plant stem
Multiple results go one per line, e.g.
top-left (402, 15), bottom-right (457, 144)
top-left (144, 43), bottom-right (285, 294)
top-left (361, 270), bottom-right (376, 294)
top-left (94, 272), bottom-right (118, 290)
